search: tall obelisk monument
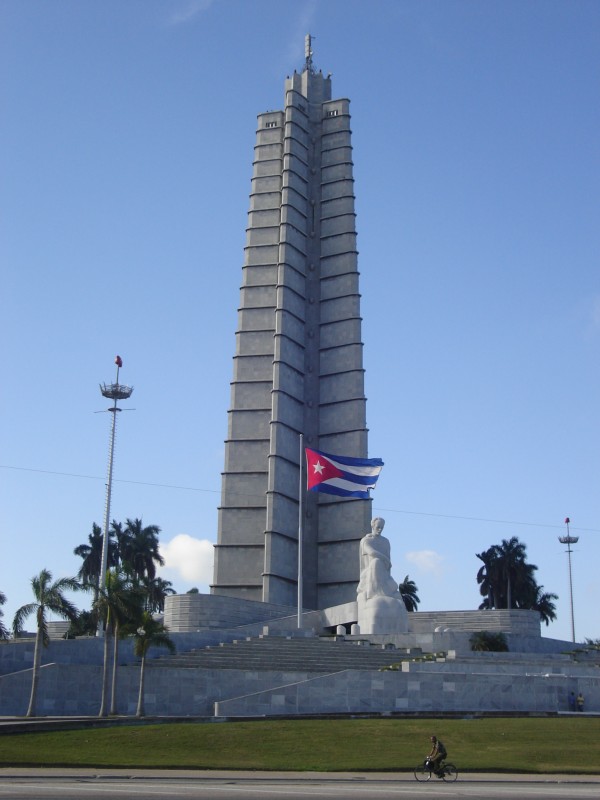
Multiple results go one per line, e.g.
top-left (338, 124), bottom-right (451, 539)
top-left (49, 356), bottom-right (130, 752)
top-left (212, 37), bottom-right (372, 609)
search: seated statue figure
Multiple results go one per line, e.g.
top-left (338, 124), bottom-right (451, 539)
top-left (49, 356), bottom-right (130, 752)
top-left (356, 518), bottom-right (408, 635)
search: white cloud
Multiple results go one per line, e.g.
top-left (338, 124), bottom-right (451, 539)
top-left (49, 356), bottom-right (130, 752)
top-left (159, 534), bottom-right (214, 584)
top-left (168, 0), bottom-right (214, 26)
top-left (405, 549), bottom-right (445, 576)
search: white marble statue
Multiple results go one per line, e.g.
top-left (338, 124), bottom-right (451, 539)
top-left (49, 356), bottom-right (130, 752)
top-left (357, 517), bottom-right (402, 600)
top-left (356, 517), bottom-right (408, 635)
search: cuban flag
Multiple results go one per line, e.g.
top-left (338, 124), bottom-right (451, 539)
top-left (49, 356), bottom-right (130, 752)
top-left (305, 447), bottom-right (384, 499)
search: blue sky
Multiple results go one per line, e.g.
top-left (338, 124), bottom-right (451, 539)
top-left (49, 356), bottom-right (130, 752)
top-left (1, 0), bottom-right (599, 643)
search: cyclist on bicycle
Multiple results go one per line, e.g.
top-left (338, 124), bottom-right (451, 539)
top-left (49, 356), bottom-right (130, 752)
top-left (427, 735), bottom-right (447, 777)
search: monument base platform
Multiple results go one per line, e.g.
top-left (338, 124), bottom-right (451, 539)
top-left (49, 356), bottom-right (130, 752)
top-left (1, 594), bottom-right (597, 717)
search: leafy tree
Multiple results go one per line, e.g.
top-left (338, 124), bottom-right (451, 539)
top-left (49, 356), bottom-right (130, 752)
top-left (186, 587), bottom-right (199, 594)
top-left (94, 571), bottom-right (144, 717)
top-left (469, 631), bottom-right (509, 652)
top-left (12, 570), bottom-right (79, 717)
top-left (398, 575), bottom-right (420, 612)
top-left (0, 591), bottom-right (9, 640)
top-left (133, 612), bottom-right (175, 717)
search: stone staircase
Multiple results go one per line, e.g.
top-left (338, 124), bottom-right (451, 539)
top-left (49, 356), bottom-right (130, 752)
top-left (147, 634), bottom-right (417, 673)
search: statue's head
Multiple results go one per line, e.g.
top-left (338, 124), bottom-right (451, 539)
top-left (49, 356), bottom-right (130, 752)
top-left (371, 517), bottom-right (385, 535)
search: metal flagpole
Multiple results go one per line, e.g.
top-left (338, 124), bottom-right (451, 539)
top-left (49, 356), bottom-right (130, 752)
top-left (297, 433), bottom-right (304, 628)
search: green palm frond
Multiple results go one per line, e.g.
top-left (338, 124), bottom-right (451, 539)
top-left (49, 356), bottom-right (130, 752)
top-left (0, 592), bottom-right (9, 640)
top-left (398, 575), bottom-right (420, 612)
top-left (133, 612), bottom-right (175, 658)
top-left (12, 602), bottom-right (37, 636)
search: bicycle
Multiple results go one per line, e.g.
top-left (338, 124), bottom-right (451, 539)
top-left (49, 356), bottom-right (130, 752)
top-left (414, 758), bottom-right (458, 782)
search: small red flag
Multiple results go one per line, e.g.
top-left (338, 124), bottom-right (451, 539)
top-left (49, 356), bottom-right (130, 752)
top-left (115, 355), bottom-right (123, 368)
top-left (564, 517), bottom-right (570, 524)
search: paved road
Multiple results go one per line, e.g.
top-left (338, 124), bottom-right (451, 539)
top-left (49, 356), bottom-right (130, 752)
top-left (1, 773), bottom-right (599, 800)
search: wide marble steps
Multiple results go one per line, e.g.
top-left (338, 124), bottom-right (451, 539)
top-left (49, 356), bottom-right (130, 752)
top-left (147, 635), bottom-right (411, 672)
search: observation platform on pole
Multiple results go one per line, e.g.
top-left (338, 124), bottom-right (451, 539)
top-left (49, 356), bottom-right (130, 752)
top-left (99, 382), bottom-right (133, 401)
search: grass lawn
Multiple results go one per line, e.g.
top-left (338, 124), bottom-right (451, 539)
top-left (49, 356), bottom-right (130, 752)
top-left (1, 717), bottom-right (599, 773)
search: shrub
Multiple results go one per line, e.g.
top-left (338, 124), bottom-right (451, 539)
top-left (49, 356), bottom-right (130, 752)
top-left (469, 630), bottom-right (509, 652)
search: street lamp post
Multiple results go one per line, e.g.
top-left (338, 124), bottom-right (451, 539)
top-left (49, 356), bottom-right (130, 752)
top-left (97, 355), bottom-right (133, 636)
top-left (558, 516), bottom-right (578, 643)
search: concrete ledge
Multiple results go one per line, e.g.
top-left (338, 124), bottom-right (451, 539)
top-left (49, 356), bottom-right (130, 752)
top-left (164, 594), bottom-right (300, 632)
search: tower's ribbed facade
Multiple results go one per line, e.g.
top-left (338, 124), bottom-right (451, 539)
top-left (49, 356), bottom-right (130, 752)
top-left (212, 47), bottom-right (372, 610)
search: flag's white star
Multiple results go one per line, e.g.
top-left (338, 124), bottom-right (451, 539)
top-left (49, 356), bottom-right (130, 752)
top-left (313, 460), bottom-right (325, 475)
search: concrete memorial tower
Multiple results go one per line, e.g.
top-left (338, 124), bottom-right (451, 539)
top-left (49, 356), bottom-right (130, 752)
top-left (212, 37), bottom-right (373, 610)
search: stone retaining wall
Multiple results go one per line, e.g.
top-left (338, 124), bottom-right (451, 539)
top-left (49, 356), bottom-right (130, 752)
top-left (214, 667), bottom-right (600, 717)
top-left (3, 658), bottom-right (598, 718)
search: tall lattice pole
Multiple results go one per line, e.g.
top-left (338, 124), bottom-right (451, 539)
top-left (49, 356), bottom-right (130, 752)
top-left (97, 355), bottom-right (133, 636)
top-left (558, 516), bottom-right (578, 643)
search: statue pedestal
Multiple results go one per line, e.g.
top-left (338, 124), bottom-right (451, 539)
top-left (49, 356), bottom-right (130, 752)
top-left (357, 594), bottom-right (408, 635)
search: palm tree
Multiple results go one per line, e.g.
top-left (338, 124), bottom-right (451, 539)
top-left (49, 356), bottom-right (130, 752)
top-left (94, 571), bottom-right (144, 717)
top-left (527, 584), bottom-right (558, 626)
top-left (110, 520), bottom-right (127, 568)
top-left (496, 537), bottom-right (529, 610)
top-left (66, 609), bottom-right (98, 638)
top-left (398, 575), bottom-right (420, 612)
top-left (476, 537), bottom-right (557, 621)
top-left (511, 561), bottom-right (539, 608)
top-left (0, 591), bottom-right (9, 640)
top-left (117, 518), bottom-right (164, 583)
top-left (476, 545), bottom-right (503, 609)
top-left (133, 612), bottom-right (175, 717)
top-left (12, 570), bottom-right (79, 717)
top-left (477, 538), bottom-right (531, 610)
top-left (73, 523), bottom-right (117, 602)
top-left (141, 576), bottom-right (175, 613)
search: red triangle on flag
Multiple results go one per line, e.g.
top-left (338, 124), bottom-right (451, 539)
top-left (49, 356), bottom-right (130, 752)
top-left (306, 448), bottom-right (343, 490)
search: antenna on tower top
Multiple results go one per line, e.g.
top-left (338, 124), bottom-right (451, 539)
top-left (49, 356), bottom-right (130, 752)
top-left (304, 33), bottom-right (315, 72)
